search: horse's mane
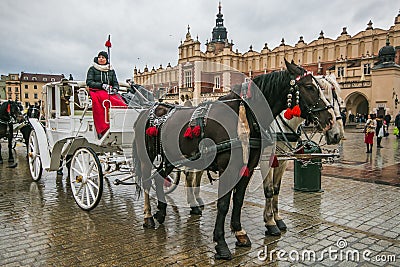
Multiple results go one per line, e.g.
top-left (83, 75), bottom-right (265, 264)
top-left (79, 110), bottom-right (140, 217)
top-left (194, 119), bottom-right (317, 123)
top-left (315, 74), bottom-right (342, 103)
top-left (252, 70), bottom-right (291, 98)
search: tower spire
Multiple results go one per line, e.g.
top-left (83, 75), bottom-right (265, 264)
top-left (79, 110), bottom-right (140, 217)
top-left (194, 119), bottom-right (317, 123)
top-left (211, 2), bottom-right (227, 43)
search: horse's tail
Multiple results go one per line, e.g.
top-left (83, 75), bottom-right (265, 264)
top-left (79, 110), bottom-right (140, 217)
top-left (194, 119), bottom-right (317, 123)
top-left (132, 139), bottom-right (143, 198)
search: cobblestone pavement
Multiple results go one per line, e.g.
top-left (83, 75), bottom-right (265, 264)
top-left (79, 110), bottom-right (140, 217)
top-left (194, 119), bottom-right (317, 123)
top-left (0, 130), bottom-right (399, 266)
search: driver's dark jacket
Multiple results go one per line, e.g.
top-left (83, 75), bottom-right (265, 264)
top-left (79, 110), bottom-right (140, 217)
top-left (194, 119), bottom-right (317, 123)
top-left (86, 57), bottom-right (119, 90)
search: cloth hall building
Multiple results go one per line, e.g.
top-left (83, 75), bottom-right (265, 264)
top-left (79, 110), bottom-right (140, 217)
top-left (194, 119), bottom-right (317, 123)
top-left (133, 5), bottom-right (400, 119)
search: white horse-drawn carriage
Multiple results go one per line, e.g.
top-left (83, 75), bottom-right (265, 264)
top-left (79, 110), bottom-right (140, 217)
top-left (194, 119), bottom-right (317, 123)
top-left (27, 79), bottom-right (156, 210)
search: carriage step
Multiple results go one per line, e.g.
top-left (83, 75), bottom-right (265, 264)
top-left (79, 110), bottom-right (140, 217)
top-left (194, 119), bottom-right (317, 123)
top-left (113, 179), bottom-right (138, 186)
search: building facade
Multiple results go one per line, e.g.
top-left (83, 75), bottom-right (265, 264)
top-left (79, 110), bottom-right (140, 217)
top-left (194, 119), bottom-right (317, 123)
top-left (1, 72), bottom-right (64, 108)
top-left (133, 5), bottom-right (400, 118)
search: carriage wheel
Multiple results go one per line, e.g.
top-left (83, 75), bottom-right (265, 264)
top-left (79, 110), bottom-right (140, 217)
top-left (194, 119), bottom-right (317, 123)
top-left (28, 130), bottom-right (43, 181)
top-left (69, 147), bottom-right (103, 211)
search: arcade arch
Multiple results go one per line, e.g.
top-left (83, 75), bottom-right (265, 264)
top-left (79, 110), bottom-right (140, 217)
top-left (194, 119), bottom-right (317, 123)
top-left (344, 92), bottom-right (369, 117)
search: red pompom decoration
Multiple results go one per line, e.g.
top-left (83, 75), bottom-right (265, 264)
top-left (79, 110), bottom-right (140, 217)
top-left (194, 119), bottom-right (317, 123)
top-left (183, 127), bottom-right (193, 138)
top-left (240, 165), bottom-right (250, 177)
top-left (164, 177), bottom-right (171, 187)
top-left (105, 40), bottom-right (112, 48)
top-left (6, 103), bottom-right (10, 113)
top-left (292, 105), bottom-right (301, 117)
top-left (192, 125), bottom-right (201, 137)
top-left (145, 126), bottom-right (158, 136)
top-left (270, 154), bottom-right (279, 168)
top-left (296, 147), bottom-right (305, 154)
top-left (284, 108), bottom-right (293, 120)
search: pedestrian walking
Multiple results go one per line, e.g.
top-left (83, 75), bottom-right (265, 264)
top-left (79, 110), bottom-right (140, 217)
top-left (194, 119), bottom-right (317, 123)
top-left (376, 115), bottom-right (385, 148)
top-left (384, 113), bottom-right (391, 134)
top-left (364, 114), bottom-right (376, 153)
top-left (395, 111), bottom-right (400, 139)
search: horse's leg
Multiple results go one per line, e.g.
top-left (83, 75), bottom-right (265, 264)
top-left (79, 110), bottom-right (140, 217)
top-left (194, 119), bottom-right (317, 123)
top-left (272, 161), bottom-right (287, 231)
top-left (260, 157), bottom-right (281, 236)
top-left (186, 170), bottom-right (201, 215)
top-left (142, 162), bottom-right (155, 228)
top-left (214, 190), bottom-right (233, 260)
top-left (8, 123), bottom-right (14, 162)
top-left (230, 174), bottom-right (252, 247)
top-left (152, 164), bottom-right (174, 224)
top-left (194, 170), bottom-right (204, 209)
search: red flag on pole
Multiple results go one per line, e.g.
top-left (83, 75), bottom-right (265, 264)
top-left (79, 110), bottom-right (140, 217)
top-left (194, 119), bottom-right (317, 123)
top-left (105, 35), bottom-right (112, 48)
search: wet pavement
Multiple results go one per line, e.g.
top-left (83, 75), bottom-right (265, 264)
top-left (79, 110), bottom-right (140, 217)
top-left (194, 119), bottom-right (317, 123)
top-left (0, 129), bottom-right (399, 266)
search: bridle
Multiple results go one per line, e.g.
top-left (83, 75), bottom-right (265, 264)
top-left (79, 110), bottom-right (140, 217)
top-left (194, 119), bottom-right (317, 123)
top-left (293, 74), bottom-right (334, 129)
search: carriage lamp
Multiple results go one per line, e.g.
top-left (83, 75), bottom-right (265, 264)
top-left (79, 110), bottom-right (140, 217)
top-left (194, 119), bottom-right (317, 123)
top-left (61, 86), bottom-right (72, 99)
top-left (395, 94), bottom-right (399, 109)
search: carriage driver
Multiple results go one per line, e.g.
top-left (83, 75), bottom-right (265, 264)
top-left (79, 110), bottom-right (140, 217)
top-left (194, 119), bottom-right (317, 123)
top-left (86, 51), bottom-right (127, 139)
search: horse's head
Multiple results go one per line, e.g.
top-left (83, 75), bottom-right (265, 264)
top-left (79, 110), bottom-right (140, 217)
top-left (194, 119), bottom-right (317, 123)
top-left (1, 101), bottom-right (24, 123)
top-left (315, 74), bottom-right (345, 144)
top-left (27, 104), bottom-right (40, 119)
top-left (285, 59), bottom-right (335, 134)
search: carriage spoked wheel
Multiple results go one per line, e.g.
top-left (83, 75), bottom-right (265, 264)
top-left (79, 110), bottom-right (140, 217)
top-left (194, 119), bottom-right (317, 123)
top-left (69, 147), bottom-right (103, 211)
top-left (28, 130), bottom-right (43, 181)
top-left (150, 157), bottom-right (181, 195)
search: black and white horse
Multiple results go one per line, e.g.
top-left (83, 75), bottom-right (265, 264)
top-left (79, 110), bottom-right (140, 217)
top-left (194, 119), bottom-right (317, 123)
top-left (0, 100), bottom-right (24, 164)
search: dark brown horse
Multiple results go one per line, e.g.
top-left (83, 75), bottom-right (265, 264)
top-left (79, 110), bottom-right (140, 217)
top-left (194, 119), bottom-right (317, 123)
top-left (0, 100), bottom-right (24, 164)
top-left (133, 60), bottom-right (336, 260)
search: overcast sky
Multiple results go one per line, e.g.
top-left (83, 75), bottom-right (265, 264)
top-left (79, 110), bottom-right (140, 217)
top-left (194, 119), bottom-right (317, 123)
top-left (0, 0), bottom-right (398, 82)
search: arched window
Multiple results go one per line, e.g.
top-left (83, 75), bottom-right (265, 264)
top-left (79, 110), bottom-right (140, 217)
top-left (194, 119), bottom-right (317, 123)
top-left (335, 45), bottom-right (340, 59)
top-left (347, 43), bottom-right (352, 59)
top-left (359, 41), bottom-right (365, 57)
top-left (312, 49), bottom-right (318, 63)
top-left (323, 47), bottom-right (328, 61)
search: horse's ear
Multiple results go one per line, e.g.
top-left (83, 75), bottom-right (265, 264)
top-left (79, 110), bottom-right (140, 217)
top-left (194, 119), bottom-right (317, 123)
top-left (285, 59), bottom-right (302, 76)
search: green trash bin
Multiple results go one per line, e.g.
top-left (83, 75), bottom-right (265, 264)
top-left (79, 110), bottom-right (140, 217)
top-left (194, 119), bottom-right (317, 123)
top-left (293, 141), bottom-right (323, 192)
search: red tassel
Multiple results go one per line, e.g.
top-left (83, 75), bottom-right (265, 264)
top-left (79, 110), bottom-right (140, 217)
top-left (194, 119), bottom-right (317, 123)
top-left (145, 126), bottom-right (158, 136)
top-left (292, 105), bottom-right (301, 117)
top-left (270, 155), bottom-right (279, 168)
top-left (183, 127), bottom-right (193, 138)
top-left (240, 165), bottom-right (250, 177)
top-left (192, 125), bottom-right (201, 137)
top-left (6, 103), bottom-right (10, 113)
top-left (284, 108), bottom-right (293, 120)
top-left (105, 35), bottom-right (112, 48)
top-left (164, 177), bottom-right (172, 187)
top-left (296, 147), bottom-right (305, 154)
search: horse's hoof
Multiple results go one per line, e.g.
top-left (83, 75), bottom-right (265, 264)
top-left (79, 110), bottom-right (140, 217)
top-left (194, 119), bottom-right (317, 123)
top-left (57, 169), bottom-right (63, 176)
top-left (8, 158), bottom-right (14, 163)
top-left (197, 199), bottom-right (205, 210)
top-left (7, 163), bottom-right (17, 168)
top-left (265, 225), bottom-right (281, 236)
top-left (143, 217), bottom-right (155, 228)
top-left (276, 219), bottom-right (287, 231)
top-left (153, 211), bottom-right (166, 224)
top-left (190, 206), bottom-right (202, 216)
top-left (235, 234), bottom-right (252, 247)
top-left (215, 244), bottom-right (232, 260)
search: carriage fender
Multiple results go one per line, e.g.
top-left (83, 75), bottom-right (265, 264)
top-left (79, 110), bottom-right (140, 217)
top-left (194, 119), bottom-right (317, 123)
top-left (48, 137), bottom-right (90, 171)
top-left (29, 118), bottom-right (51, 170)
